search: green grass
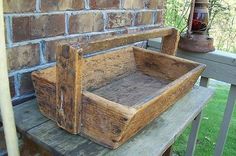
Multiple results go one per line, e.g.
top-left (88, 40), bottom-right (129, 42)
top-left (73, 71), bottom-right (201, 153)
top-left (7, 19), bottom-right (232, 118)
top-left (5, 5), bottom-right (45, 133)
top-left (173, 83), bottom-right (236, 156)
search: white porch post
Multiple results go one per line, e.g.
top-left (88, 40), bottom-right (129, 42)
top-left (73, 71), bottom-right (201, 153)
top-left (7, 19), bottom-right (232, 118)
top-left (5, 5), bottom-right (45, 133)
top-left (0, 1), bottom-right (20, 156)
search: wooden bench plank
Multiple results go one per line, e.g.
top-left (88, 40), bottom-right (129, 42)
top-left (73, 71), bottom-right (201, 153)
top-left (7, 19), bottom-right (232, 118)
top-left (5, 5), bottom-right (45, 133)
top-left (28, 121), bottom-right (109, 155)
top-left (11, 86), bottom-right (213, 155)
top-left (13, 100), bottom-right (49, 132)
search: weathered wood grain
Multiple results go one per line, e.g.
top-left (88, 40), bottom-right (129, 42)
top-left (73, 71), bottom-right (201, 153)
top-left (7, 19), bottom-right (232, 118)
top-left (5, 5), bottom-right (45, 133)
top-left (82, 47), bottom-right (136, 91)
top-left (13, 99), bottom-right (49, 132)
top-left (133, 47), bottom-right (200, 81)
top-left (92, 71), bottom-right (169, 106)
top-left (148, 39), bottom-right (236, 85)
top-left (10, 86), bottom-right (213, 155)
top-left (81, 91), bottom-right (136, 148)
top-left (32, 27), bottom-right (206, 148)
top-left (56, 44), bottom-right (82, 134)
top-left (71, 27), bottom-right (175, 55)
top-left (161, 28), bottom-right (180, 55)
top-left (32, 67), bottom-right (56, 121)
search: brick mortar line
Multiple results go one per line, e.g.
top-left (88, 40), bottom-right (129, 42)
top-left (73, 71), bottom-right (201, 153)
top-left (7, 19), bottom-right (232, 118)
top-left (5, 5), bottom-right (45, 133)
top-left (5, 16), bottom-right (13, 46)
top-left (13, 75), bottom-right (20, 98)
top-left (3, 9), bottom-right (161, 17)
top-left (102, 11), bottom-right (108, 31)
top-left (39, 41), bottom-right (46, 64)
top-left (85, 0), bottom-right (90, 10)
top-left (35, 0), bottom-right (41, 13)
top-left (7, 24), bottom-right (161, 48)
top-left (15, 74), bottom-right (21, 97)
top-left (9, 62), bottom-right (56, 77)
top-left (65, 13), bottom-right (70, 35)
top-left (12, 93), bottom-right (35, 102)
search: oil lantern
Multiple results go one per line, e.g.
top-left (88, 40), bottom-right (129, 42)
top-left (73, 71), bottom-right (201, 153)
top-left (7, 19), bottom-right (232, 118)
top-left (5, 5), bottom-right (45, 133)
top-left (178, 0), bottom-right (215, 53)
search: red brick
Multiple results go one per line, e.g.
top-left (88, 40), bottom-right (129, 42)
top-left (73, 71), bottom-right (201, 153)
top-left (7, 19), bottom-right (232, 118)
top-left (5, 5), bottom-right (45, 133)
top-left (156, 10), bottom-right (164, 25)
top-left (9, 76), bottom-right (16, 97)
top-left (145, 0), bottom-right (165, 9)
top-left (123, 0), bottom-right (146, 9)
top-left (123, 0), bottom-right (165, 9)
top-left (152, 0), bottom-right (165, 9)
top-left (107, 12), bottom-right (133, 29)
top-left (7, 44), bottom-right (40, 71)
top-left (41, 0), bottom-right (84, 12)
top-left (19, 72), bottom-right (34, 95)
top-left (135, 11), bottom-right (153, 26)
top-left (69, 12), bottom-right (104, 34)
top-left (12, 14), bottom-right (65, 42)
top-left (45, 36), bottom-right (88, 62)
top-left (3, 0), bottom-right (35, 13)
top-left (90, 0), bottom-right (120, 9)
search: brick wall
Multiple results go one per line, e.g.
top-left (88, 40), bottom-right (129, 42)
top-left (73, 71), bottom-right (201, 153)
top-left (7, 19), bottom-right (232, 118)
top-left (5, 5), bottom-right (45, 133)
top-left (4, 0), bottom-right (165, 104)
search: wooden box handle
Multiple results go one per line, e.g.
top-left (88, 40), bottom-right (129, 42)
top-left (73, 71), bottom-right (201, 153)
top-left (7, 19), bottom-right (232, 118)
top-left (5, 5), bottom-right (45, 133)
top-left (56, 27), bottom-right (179, 134)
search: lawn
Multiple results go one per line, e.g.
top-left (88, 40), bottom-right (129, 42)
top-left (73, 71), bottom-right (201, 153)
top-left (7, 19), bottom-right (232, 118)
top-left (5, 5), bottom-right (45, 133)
top-left (173, 81), bottom-right (236, 156)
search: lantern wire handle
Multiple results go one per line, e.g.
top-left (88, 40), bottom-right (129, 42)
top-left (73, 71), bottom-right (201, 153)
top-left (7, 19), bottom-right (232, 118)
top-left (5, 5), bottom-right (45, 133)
top-left (187, 0), bottom-right (196, 37)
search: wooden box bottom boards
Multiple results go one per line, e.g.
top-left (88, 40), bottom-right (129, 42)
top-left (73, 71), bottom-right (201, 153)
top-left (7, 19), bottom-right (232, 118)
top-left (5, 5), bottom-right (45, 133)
top-left (32, 28), bottom-right (206, 149)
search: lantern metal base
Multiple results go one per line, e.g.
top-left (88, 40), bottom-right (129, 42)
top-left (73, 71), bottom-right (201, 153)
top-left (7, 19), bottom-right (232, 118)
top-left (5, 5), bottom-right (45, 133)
top-left (178, 33), bottom-right (215, 53)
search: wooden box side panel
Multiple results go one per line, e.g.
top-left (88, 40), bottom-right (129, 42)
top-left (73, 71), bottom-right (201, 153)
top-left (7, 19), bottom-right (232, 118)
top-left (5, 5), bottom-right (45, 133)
top-left (81, 91), bottom-right (136, 149)
top-left (119, 66), bottom-right (205, 145)
top-left (32, 74), bottom-right (56, 121)
top-left (133, 47), bottom-right (199, 81)
top-left (82, 47), bottom-right (136, 91)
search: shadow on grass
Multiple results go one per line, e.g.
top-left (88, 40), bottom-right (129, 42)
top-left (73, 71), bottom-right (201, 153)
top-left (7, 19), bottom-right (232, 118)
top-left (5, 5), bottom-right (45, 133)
top-left (173, 83), bottom-right (236, 156)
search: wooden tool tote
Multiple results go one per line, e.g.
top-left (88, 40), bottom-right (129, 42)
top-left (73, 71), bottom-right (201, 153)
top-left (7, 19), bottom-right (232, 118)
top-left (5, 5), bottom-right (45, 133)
top-left (32, 27), bottom-right (206, 149)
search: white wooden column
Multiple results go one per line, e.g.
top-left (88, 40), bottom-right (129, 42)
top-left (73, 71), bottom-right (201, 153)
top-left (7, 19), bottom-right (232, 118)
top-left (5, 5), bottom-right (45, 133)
top-left (0, 1), bottom-right (20, 156)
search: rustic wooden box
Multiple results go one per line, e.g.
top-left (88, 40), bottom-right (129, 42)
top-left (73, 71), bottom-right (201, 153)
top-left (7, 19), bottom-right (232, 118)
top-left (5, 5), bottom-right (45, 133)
top-left (32, 27), bottom-right (206, 149)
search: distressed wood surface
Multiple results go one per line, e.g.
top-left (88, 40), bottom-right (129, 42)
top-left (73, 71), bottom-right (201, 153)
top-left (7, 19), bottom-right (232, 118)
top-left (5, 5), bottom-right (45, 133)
top-left (133, 47), bottom-right (199, 81)
top-left (32, 67), bottom-right (57, 121)
top-left (13, 100), bottom-right (49, 133)
top-left (92, 71), bottom-right (169, 106)
top-left (6, 86), bottom-right (213, 156)
top-left (56, 44), bottom-right (82, 134)
top-left (148, 39), bottom-right (236, 85)
top-left (82, 47), bottom-right (136, 91)
top-left (71, 27), bottom-right (175, 55)
top-left (161, 28), bottom-right (179, 55)
top-left (32, 46), bottom-right (206, 148)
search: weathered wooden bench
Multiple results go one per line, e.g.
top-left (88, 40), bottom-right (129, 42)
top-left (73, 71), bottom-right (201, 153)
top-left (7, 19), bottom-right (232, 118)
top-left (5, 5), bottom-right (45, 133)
top-left (0, 86), bottom-right (213, 156)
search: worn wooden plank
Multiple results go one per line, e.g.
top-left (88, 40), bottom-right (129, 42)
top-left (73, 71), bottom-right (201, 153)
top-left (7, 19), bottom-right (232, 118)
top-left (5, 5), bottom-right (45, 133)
top-left (176, 53), bottom-right (236, 86)
top-left (133, 47), bottom-right (200, 81)
top-left (81, 91), bottom-right (136, 149)
top-left (161, 29), bottom-right (179, 55)
top-left (147, 50), bottom-right (236, 85)
top-left (32, 67), bottom-right (57, 121)
top-left (56, 44), bottom-right (82, 134)
top-left (13, 100), bottom-right (49, 132)
top-left (92, 71), bottom-right (169, 106)
top-left (82, 47), bottom-right (136, 91)
top-left (149, 38), bottom-right (236, 66)
top-left (13, 86), bottom-right (213, 155)
top-left (27, 121), bottom-right (110, 156)
top-left (148, 39), bottom-right (236, 85)
top-left (104, 86), bottom-right (213, 156)
top-left (73, 27), bottom-right (174, 55)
